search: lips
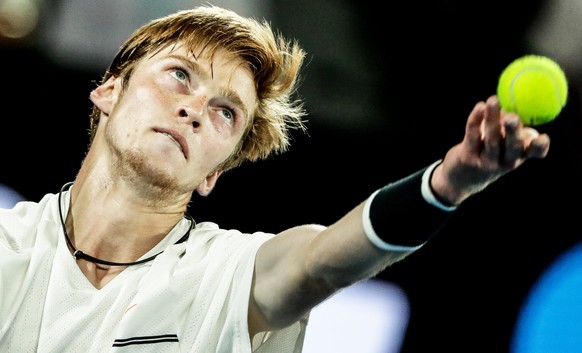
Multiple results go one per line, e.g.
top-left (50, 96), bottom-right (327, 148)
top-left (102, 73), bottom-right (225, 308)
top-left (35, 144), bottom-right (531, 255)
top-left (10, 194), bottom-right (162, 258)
top-left (154, 128), bottom-right (189, 159)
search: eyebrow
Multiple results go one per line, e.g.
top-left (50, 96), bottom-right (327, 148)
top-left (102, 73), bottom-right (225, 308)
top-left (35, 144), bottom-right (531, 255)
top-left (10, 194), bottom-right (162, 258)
top-left (167, 54), bottom-right (211, 80)
top-left (166, 54), bottom-right (250, 121)
top-left (218, 87), bottom-right (248, 121)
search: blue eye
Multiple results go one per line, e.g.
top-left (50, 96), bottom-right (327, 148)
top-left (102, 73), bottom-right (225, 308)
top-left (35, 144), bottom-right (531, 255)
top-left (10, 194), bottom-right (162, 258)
top-left (220, 108), bottom-right (234, 121)
top-left (171, 68), bottom-right (188, 81)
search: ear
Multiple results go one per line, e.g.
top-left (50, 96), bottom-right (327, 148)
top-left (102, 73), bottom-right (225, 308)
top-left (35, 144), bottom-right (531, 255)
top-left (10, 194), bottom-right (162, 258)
top-left (196, 169), bottom-right (224, 196)
top-left (89, 76), bottom-right (118, 115)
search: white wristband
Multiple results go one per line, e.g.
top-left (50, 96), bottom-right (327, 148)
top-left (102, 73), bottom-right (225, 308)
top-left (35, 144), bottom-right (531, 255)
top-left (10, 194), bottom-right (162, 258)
top-left (421, 159), bottom-right (457, 212)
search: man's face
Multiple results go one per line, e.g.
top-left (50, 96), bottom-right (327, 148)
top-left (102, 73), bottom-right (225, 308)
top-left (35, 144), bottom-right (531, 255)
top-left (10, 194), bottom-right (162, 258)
top-left (94, 44), bottom-right (257, 196)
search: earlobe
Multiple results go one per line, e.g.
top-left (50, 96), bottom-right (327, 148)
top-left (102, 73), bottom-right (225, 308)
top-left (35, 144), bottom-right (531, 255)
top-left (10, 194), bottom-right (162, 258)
top-left (89, 76), bottom-right (118, 115)
top-left (196, 169), bottom-right (223, 196)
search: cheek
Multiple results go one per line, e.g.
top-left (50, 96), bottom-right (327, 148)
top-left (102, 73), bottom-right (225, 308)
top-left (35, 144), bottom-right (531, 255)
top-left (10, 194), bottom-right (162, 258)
top-left (106, 92), bottom-right (152, 141)
top-left (133, 82), bottom-right (169, 107)
top-left (196, 136), bottom-right (238, 170)
top-left (117, 84), bottom-right (167, 120)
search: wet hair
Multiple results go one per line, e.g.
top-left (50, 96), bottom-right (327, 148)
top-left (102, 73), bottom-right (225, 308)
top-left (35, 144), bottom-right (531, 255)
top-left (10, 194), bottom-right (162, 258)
top-left (89, 5), bottom-right (307, 171)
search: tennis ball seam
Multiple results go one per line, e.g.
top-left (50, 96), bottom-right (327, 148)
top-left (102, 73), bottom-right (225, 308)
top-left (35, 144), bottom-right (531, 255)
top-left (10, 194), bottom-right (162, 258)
top-left (509, 66), bottom-right (567, 119)
top-left (497, 55), bottom-right (568, 126)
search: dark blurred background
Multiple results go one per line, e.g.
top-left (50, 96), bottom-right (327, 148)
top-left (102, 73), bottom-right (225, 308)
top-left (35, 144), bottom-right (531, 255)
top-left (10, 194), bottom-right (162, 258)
top-left (1, 0), bottom-right (581, 352)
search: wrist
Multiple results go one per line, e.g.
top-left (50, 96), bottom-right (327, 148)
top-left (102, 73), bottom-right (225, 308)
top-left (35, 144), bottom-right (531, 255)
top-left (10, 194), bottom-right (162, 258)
top-left (421, 160), bottom-right (458, 211)
top-left (362, 163), bottom-right (456, 251)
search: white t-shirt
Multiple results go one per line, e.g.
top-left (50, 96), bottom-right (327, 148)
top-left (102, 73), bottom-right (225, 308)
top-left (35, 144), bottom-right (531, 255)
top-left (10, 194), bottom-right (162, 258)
top-left (0, 188), bottom-right (307, 353)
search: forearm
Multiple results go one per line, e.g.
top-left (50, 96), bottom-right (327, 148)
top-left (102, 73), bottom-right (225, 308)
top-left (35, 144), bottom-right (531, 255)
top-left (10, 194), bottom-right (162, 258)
top-left (364, 160), bottom-right (456, 250)
top-left (307, 161), bottom-right (456, 287)
top-left (255, 161), bottom-right (462, 328)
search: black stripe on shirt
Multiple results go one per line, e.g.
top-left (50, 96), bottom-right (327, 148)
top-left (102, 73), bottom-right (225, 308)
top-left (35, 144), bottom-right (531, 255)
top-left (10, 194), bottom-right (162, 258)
top-left (112, 334), bottom-right (179, 347)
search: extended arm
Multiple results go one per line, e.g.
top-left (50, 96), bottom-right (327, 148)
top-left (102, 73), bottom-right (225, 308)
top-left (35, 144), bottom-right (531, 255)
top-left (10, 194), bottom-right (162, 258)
top-left (250, 95), bottom-right (550, 335)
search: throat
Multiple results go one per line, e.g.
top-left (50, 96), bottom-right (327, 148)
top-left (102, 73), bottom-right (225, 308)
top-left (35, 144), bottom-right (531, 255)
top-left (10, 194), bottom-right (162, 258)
top-left (79, 260), bottom-right (127, 289)
top-left (95, 263), bottom-right (119, 271)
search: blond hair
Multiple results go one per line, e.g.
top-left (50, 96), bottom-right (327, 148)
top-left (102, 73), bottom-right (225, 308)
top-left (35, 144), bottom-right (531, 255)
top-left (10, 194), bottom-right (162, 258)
top-left (89, 5), bottom-right (307, 171)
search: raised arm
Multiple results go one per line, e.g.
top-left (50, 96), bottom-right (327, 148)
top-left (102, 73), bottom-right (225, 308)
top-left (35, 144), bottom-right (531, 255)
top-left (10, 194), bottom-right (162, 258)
top-left (249, 95), bottom-right (550, 336)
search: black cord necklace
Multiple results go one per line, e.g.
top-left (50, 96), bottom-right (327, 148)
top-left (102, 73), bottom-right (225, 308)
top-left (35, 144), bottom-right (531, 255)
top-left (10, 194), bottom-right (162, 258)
top-left (58, 182), bottom-right (195, 267)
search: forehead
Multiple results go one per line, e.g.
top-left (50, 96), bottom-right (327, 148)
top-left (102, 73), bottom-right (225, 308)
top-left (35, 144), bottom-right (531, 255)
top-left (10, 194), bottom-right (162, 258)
top-left (142, 43), bottom-right (258, 118)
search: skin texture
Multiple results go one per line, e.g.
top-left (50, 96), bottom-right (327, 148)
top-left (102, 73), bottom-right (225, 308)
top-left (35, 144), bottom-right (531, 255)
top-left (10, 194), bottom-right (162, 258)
top-left (69, 45), bottom-right (255, 287)
top-left (66, 29), bottom-right (550, 345)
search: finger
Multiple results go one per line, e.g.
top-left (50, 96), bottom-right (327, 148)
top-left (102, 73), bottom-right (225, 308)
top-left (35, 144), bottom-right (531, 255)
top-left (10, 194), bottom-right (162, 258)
top-left (525, 133), bottom-right (551, 159)
top-left (501, 113), bottom-right (525, 163)
top-left (503, 115), bottom-right (550, 163)
top-left (464, 100), bottom-right (487, 154)
top-left (481, 96), bottom-right (504, 161)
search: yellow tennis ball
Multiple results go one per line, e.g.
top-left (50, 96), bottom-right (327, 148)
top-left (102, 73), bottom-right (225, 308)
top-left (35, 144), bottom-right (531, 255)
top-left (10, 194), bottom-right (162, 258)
top-left (497, 55), bottom-right (568, 126)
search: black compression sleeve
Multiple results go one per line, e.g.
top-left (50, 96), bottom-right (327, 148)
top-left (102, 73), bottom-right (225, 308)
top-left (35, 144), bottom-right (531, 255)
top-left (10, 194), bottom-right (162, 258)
top-left (367, 166), bottom-right (455, 248)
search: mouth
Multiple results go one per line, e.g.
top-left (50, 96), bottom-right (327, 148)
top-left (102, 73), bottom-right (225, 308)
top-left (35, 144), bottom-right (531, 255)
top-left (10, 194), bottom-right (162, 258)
top-left (154, 128), bottom-right (189, 159)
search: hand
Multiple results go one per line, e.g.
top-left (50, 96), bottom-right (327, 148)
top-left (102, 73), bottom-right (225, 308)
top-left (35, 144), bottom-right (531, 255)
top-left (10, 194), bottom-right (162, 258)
top-left (431, 95), bottom-right (551, 205)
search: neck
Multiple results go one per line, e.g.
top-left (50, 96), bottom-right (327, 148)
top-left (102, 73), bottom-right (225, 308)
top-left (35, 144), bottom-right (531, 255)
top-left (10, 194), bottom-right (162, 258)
top-left (58, 182), bottom-right (195, 267)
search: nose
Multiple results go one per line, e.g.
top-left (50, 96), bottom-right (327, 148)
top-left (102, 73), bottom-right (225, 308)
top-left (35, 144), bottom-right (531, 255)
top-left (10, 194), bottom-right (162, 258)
top-left (177, 94), bottom-right (208, 130)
